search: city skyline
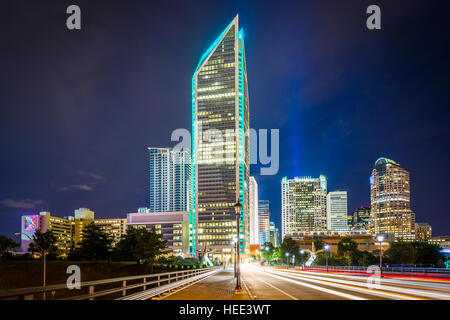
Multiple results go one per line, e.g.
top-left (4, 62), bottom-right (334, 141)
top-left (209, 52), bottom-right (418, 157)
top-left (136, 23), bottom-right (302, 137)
top-left (1, 1), bottom-right (450, 238)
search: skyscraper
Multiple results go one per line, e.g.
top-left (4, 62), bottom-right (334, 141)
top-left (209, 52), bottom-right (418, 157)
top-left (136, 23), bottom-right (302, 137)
top-left (192, 15), bottom-right (250, 258)
top-left (149, 148), bottom-right (171, 212)
top-left (249, 176), bottom-right (259, 244)
top-left (148, 147), bottom-right (191, 212)
top-left (370, 157), bottom-right (415, 239)
top-left (327, 191), bottom-right (348, 231)
top-left (281, 176), bottom-right (327, 239)
top-left (258, 200), bottom-right (270, 245)
top-left (269, 221), bottom-right (280, 247)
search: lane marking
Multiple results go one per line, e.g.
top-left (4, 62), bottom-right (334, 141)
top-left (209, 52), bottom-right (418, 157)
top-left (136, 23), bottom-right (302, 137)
top-left (255, 269), bottom-right (366, 300)
top-left (241, 276), bottom-right (255, 300)
top-left (268, 269), bottom-right (424, 300)
top-left (287, 270), bottom-right (450, 294)
top-left (275, 269), bottom-right (449, 299)
top-left (251, 273), bottom-right (298, 300)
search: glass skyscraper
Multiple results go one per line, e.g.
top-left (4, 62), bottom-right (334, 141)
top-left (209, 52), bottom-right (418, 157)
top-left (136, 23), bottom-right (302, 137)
top-left (281, 176), bottom-right (327, 239)
top-left (258, 200), bottom-right (270, 246)
top-left (192, 15), bottom-right (250, 258)
top-left (148, 147), bottom-right (191, 213)
top-left (370, 157), bottom-right (415, 239)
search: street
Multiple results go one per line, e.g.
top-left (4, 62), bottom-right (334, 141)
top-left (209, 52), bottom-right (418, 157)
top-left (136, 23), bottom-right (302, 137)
top-left (164, 264), bottom-right (450, 300)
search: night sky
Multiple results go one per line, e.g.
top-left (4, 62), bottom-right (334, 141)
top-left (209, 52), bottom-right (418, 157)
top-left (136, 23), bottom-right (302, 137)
top-left (1, 0), bottom-right (449, 238)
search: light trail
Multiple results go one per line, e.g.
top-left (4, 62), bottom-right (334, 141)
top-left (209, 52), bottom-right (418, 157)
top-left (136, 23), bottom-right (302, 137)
top-left (267, 268), bottom-right (450, 300)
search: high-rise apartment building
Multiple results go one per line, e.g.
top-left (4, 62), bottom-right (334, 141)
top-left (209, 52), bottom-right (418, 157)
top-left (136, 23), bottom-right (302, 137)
top-left (148, 147), bottom-right (191, 212)
top-left (249, 176), bottom-right (259, 244)
top-left (281, 176), bottom-right (327, 239)
top-left (258, 200), bottom-right (270, 245)
top-left (370, 157), bottom-right (415, 239)
top-left (327, 191), bottom-right (348, 231)
top-left (192, 15), bottom-right (250, 259)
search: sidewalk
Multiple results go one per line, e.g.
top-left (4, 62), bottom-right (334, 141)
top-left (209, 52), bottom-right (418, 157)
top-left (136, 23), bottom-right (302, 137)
top-left (163, 268), bottom-right (251, 300)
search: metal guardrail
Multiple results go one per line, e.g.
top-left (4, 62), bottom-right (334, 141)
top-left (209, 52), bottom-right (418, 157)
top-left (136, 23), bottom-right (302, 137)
top-left (0, 267), bottom-right (221, 300)
top-left (117, 267), bottom-right (222, 300)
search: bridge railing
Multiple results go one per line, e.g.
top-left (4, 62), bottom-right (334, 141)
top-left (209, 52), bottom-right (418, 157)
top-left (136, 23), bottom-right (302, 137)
top-left (0, 266), bottom-right (221, 300)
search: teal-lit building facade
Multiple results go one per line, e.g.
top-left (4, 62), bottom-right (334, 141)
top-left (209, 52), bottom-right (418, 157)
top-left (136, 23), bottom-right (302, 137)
top-left (192, 15), bottom-right (250, 259)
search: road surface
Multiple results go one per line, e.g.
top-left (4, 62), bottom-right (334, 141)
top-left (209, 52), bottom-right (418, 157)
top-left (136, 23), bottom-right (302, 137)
top-left (164, 264), bottom-right (450, 300)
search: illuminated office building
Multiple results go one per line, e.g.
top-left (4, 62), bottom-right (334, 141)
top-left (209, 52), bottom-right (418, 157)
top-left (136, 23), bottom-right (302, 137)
top-left (327, 191), bottom-right (348, 231)
top-left (258, 200), bottom-right (270, 245)
top-left (192, 15), bottom-right (250, 259)
top-left (415, 222), bottom-right (432, 241)
top-left (127, 211), bottom-right (189, 255)
top-left (269, 221), bottom-right (280, 247)
top-left (370, 157), bottom-right (415, 239)
top-left (21, 212), bottom-right (73, 253)
top-left (351, 206), bottom-right (372, 231)
top-left (93, 218), bottom-right (127, 244)
top-left (74, 207), bottom-right (95, 220)
top-left (148, 147), bottom-right (191, 212)
top-left (73, 208), bottom-right (95, 246)
top-left (281, 176), bottom-right (327, 239)
top-left (249, 176), bottom-right (259, 244)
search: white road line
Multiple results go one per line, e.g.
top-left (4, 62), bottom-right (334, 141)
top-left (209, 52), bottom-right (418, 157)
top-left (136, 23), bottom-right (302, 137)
top-left (271, 269), bottom-right (446, 300)
top-left (241, 276), bottom-right (255, 300)
top-left (255, 269), bottom-right (366, 300)
top-left (250, 273), bottom-right (299, 300)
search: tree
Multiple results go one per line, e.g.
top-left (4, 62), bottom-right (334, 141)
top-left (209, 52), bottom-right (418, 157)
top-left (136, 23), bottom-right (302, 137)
top-left (271, 247), bottom-right (283, 264)
top-left (0, 235), bottom-right (19, 261)
top-left (357, 251), bottom-right (377, 267)
top-left (28, 230), bottom-right (58, 258)
top-left (337, 237), bottom-right (359, 265)
top-left (133, 227), bottom-right (168, 272)
top-left (114, 227), bottom-right (141, 262)
top-left (260, 242), bottom-right (274, 263)
top-left (385, 241), bottom-right (417, 265)
top-left (280, 237), bottom-right (299, 265)
top-left (412, 242), bottom-right (445, 267)
top-left (77, 224), bottom-right (114, 263)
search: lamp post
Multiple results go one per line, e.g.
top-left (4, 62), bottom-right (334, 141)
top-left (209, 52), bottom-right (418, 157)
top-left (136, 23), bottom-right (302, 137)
top-left (324, 245), bottom-right (330, 272)
top-left (234, 201), bottom-right (242, 293)
top-left (292, 254), bottom-right (295, 266)
top-left (300, 250), bottom-right (305, 269)
top-left (18, 232), bottom-right (53, 300)
top-left (377, 236), bottom-right (384, 274)
top-left (286, 252), bottom-right (289, 266)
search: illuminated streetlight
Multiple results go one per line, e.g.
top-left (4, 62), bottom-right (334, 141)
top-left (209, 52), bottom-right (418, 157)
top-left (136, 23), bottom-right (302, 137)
top-left (376, 236), bottom-right (384, 273)
top-left (324, 245), bottom-right (330, 272)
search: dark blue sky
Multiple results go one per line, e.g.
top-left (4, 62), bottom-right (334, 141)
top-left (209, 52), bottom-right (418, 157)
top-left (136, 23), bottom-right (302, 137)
top-left (1, 0), bottom-right (449, 238)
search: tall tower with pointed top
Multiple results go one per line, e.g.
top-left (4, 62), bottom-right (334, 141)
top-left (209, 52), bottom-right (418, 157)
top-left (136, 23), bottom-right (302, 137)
top-left (192, 15), bottom-right (250, 259)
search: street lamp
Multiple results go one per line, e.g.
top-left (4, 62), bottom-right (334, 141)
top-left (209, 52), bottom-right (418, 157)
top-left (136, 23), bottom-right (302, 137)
top-left (377, 236), bottom-right (384, 274)
top-left (324, 245), bottom-right (330, 272)
top-left (19, 231), bottom-right (54, 300)
top-left (234, 201), bottom-right (243, 294)
top-left (285, 252), bottom-right (289, 266)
